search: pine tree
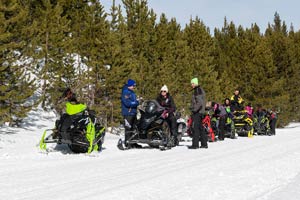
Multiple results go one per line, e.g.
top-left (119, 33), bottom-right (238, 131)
top-left (236, 24), bottom-right (281, 109)
top-left (265, 12), bottom-right (292, 125)
top-left (0, 0), bottom-right (36, 126)
top-left (154, 15), bottom-right (190, 112)
top-left (184, 17), bottom-right (221, 102)
top-left (23, 0), bottom-right (70, 109)
top-left (213, 18), bottom-right (239, 99)
top-left (287, 28), bottom-right (300, 121)
top-left (122, 0), bottom-right (157, 98)
top-left (57, 0), bottom-right (91, 101)
top-left (80, 0), bottom-right (111, 122)
top-left (105, 2), bottom-right (135, 125)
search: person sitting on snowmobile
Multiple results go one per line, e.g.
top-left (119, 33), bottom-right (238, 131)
top-left (156, 85), bottom-right (178, 146)
top-left (39, 87), bottom-right (105, 154)
top-left (55, 88), bottom-right (88, 137)
top-left (245, 103), bottom-right (254, 119)
top-left (255, 104), bottom-right (267, 119)
top-left (224, 98), bottom-right (234, 118)
top-left (223, 98), bottom-right (236, 139)
top-left (230, 89), bottom-right (244, 111)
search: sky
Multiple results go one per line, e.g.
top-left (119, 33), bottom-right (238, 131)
top-left (100, 0), bottom-right (300, 33)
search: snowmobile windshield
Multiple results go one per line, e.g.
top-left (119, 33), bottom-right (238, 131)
top-left (65, 102), bottom-right (87, 115)
top-left (144, 100), bottom-right (165, 114)
top-left (145, 101), bottom-right (157, 114)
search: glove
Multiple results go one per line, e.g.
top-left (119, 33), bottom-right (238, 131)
top-left (161, 110), bottom-right (168, 119)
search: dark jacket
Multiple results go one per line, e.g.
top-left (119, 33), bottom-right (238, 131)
top-left (156, 93), bottom-right (176, 114)
top-left (191, 86), bottom-right (206, 114)
top-left (213, 103), bottom-right (227, 118)
top-left (121, 84), bottom-right (139, 116)
top-left (230, 94), bottom-right (244, 110)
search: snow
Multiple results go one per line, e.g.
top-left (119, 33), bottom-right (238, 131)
top-left (1, 108), bottom-right (300, 200)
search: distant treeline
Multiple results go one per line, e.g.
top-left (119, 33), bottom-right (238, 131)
top-left (1, 0), bottom-right (299, 127)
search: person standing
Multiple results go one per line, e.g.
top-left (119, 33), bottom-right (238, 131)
top-left (268, 108), bottom-right (278, 135)
top-left (121, 79), bottom-right (141, 148)
top-left (156, 85), bottom-right (178, 146)
top-left (224, 98), bottom-right (236, 139)
top-left (211, 102), bottom-right (227, 141)
top-left (188, 78), bottom-right (208, 149)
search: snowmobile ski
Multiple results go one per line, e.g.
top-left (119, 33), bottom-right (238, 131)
top-left (117, 138), bottom-right (127, 150)
top-left (159, 145), bottom-right (171, 151)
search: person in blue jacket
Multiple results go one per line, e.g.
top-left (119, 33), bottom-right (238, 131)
top-left (121, 79), bottom-right (141, 148)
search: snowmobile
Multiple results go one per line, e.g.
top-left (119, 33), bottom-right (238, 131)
top-left (253, 112), bottom-right (271, 135)
top-left (117, 100), bottom-right (176, 150)
top-left (39, 88), bottom-right (105, 154)
top-left (186, 112), bottom-right (216, 142)
top-left (232, 110), bottom-right (253, 137)
top-left (211, 116), bottom-right (236, 139)
top-left (175, 111), bottom-right (187, 142)
top-left (39, 109), bottom-right (105, 154)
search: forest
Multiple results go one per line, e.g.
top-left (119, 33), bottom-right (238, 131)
top-left (1, 0), bottom-right (300, 127)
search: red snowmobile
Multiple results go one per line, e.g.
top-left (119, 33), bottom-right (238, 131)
top-left (186, 113), bottom-right (216, 142)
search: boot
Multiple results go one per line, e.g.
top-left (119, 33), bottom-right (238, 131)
top-left (174, 137), bottom-right (179, 146)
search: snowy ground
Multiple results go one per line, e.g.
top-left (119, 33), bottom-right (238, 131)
top-left (1, 108), bottom-right (300, 200)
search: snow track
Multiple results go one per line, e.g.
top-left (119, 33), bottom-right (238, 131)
top-left (1, 119), bottom-right (300, 200)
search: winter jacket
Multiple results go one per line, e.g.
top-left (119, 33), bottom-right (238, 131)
top-left (156, 93), bottom-right (176, 114)
top-left (65, 102), bottom-right (87, 115)
top-left (190, 86), bottom-right (206, 114)
top-left (269, 110), bottom-right (278, 120)
top-left (230, 94), bottom-right (244, 110)
top-left (245, 105), bottom-right (253, 118)
top-left (224, 105), bottom-right (234, 118)
top-left (213, 103), bottom-right (227, 117)
top-left (121, 84), bottom-right (139, 116)
top-left (256, 108), bottom-right (267, 118)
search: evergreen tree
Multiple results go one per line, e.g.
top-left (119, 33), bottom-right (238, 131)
top-left (265, 12), bottom-right (292, 125)
top-left (154, 15), bottom-right (190, 112)
top-left (184, 17), bottom-right (221, 102)
top-left (23, 0), bottom-right (70, 109)
top-left (80, 0), bottom-right (111, 121)
top-left (122, 0), bottom-right (157, 98)
top-left (236, 24), bottom-right (282, 109)
top-left (287, 28), bottom-right (300, 121)
top-left (213, 18), bottom-right (239, 99)
top-left (105, 2), bottom-right (135, 125)
top-left (0, 0), bottom-right (36, 126)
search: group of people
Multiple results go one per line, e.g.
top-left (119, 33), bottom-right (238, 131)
top-left (121, 78), bottom-right (278, 150)
top-left (209, 89), bottom-right (278, 139)
top-left (55, 77), bottom-right (277, 153)
top-left (121, 77), bottom-right (208, 149)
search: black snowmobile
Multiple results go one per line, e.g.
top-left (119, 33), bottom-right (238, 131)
top-left (211, 115), bottom-right (236, 139)
top-left (117, 100), bottom-right (176, 150)
top-left (39, 89), bottom-right (105, 154)
top-left (253, 112), bottom-right (271, 135)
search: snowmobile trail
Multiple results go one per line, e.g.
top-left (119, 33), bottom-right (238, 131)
top-left (1, 121), bottom-right (300, 200)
